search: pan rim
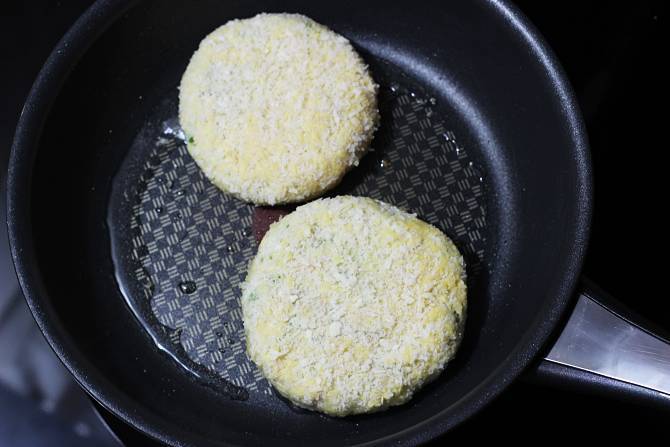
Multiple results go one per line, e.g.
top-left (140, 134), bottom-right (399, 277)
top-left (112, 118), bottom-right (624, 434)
top-left (6, 0), bottom-right (592, 445)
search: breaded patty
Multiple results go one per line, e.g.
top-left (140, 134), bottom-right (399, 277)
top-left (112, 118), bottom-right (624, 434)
top-left (241, 196), bottom-right (467, 416)
top-left (179, 14), bottom-right (379, 205)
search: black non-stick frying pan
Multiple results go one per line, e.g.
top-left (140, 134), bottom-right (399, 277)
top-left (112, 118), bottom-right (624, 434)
top-left (7, 0), bottom-right (670, 445)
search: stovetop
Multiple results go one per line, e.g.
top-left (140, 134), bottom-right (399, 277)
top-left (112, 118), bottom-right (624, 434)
top-left (1, 1), bottom-right (667, 445)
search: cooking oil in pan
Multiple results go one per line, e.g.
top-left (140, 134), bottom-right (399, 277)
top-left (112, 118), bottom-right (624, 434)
top-left (178, 281), bottom-right (197, 294)
top-left (107, 70), bottom-right (487, 402)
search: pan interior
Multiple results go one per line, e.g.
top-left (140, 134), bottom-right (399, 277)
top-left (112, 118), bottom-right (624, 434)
top-left (107, 57), bottom-right (488, 403)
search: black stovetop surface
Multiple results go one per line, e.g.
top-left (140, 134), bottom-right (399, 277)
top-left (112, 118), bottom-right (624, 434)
top-left (1, 1), bottom-right (667, 445)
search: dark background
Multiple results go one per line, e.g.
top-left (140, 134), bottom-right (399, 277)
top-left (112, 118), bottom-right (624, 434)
top-left (1, 1), bottom-right (667, 445)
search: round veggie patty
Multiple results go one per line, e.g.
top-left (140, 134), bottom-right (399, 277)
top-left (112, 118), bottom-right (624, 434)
top-left (179, 14), bottom-right (379, 205)
top-left (241, 196), bottom-right (467, 416)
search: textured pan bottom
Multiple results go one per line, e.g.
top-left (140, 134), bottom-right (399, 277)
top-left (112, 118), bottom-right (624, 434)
top-left (108, 59), bottom-right (487, 400)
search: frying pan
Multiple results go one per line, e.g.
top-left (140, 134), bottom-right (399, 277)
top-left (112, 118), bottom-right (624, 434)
top-left (7, 0), bottom-right (670, 445)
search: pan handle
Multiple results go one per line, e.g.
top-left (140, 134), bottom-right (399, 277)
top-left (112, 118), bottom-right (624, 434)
top-left (527, 278), bottom-right (670, 408)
